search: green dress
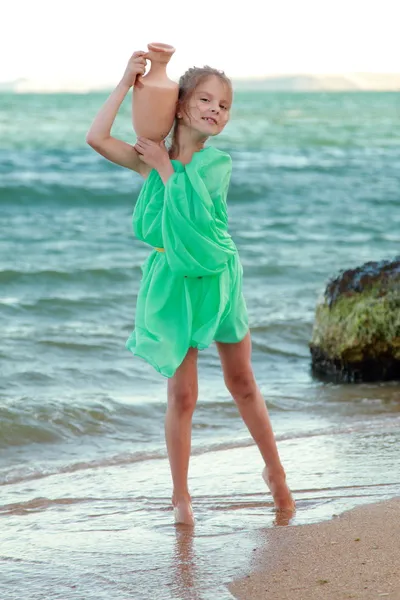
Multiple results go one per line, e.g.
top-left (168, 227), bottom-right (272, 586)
top-left (125, 146), bottom-right (248, 378)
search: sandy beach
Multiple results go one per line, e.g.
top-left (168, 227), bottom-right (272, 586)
top-left (229, 499), bottom-right (400, 600)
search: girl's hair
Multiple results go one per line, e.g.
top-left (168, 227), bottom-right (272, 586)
top-left (168, 66), bottom-right (232, 159)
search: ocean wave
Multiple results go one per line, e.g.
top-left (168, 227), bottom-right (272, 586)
top-left (0, 266), bottom-right (135, 286)
top-left (37, 340), bottom-right (108, 351)
top-left (0, 183), bottom-right (139, 205)
top-left (2, 416), bottom-right (399, 487)
top-left (0, 448), bottom-right (168, 487)
top-left (0, 396), bottom-right (167, 450)
top-left (13, 296), bottom-right (123, 315)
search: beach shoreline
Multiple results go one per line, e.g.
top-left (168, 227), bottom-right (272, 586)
top-left (228, 498), bottom-right (400, 600)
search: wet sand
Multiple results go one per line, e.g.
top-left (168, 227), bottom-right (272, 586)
top-left (228, 498), bottom-right (400, 600)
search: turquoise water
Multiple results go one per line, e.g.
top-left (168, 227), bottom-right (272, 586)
top-left (0, 90), bottom-right (400, 599)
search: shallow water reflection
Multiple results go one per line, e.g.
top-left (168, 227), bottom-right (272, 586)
top-left (1, 418), bottom-right (399, 599)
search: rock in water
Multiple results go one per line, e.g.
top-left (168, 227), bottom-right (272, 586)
top-left (310, 258), bottom-right (400, 382)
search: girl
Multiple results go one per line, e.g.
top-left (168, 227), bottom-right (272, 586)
top-left (86, 51), bottom-right (295, 525)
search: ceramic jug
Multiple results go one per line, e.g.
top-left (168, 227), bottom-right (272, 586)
top-left (132, 43), bottom-right (179, 142)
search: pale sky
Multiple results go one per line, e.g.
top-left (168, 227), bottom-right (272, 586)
top-left (2, 0), bottom-right (398, 89)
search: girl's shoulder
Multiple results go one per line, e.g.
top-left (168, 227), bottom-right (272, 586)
top-left (171, 147), bottom-right (231, 171)
top-left (200, 146), bottom-right (231, 160)
top-left (194, 146), bottom-right (232, 172)
top-left (188, 147), bottom-right (232, 194)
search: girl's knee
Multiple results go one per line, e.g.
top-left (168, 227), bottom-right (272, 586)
top-left (225, 370), bottom-right (256, 404)
top-left (168, 388), bottom-right (197, 414)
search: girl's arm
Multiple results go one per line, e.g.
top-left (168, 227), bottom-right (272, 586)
top-left (86, 51), bottom-right (151, 178)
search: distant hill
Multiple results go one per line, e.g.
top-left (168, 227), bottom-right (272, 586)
top-left (0, 79), bottom-right (108, 93)
top-left (1, 73), bottom-right (400, 93)
top-left (232, 73), bottom-right (400, 91)
top-left (0, 78), bottom-right (27, 91)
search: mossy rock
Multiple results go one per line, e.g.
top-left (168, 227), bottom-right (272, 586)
top-left (310, 258), bottom-right (400, 382)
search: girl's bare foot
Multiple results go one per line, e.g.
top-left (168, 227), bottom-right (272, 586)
top-left (262, 467), bottom-right (295, 513)
top-left (172, 492), bottom-right (195, 526)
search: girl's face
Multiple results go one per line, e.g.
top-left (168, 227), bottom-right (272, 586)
top-left (180, 76), bottom-right (232, 137)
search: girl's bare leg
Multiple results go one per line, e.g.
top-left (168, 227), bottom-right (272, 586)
top-left (216, 332), bottom-right (295, 512)
top-left (165, 347), bottom-right (199, 525)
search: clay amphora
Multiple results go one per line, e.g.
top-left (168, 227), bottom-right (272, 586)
top-left (132, 43), bottom-right (179, 142)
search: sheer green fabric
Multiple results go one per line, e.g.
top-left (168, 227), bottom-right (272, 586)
top-left (126, 146), bottom-right (248, 377)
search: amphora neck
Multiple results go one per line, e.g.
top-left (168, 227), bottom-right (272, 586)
top-left (146, 43), bottom-right (175, 66)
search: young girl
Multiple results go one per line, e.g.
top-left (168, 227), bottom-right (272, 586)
top-left (86, 51), bottom-right (295, 525)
